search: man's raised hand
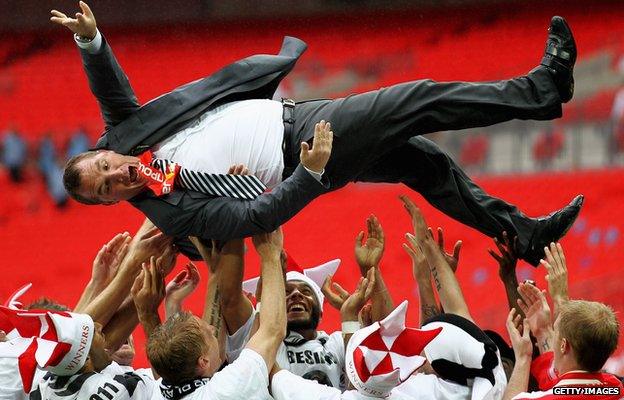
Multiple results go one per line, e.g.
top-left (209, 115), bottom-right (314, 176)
top-left (541, 242), bottom-right (569, 311)
top-left (321, 274), bottom-right (349, 311)
top-left (300, 120), bottom-right (333, 174)
top-left (354, 215), bottom-right (385, 272)
top-left (489, 231), bottom-right (518, 280)
top-left (165, 262), bottom-right (200, 317)
top-left (131, 257), bottom-right (166, 321)
top-left (91, 232), bottom-right (132, 288)
top-left (430, 226), bottom-right (462, 272)
top-left (50, 1), bottom-right (97, 39)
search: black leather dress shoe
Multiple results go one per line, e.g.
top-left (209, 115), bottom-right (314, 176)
top-left (521, 194), bottom-right (584, 266)
top-left (540, 16), bottom-right (577, 103)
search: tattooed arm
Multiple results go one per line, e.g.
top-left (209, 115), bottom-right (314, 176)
top-left (403, 233), bottom-right (440, 326)
top-left (400, 195), bottom-right (472, 322)
top-left (189, 237), bottom-right (239, 362)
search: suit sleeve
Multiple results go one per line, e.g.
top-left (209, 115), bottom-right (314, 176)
top-left (78, 32), bottom-right (140, 130)
top-left (152, 164), bottom-right (329, 240)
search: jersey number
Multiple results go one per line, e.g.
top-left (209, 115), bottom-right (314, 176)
top-left (89, 382), bottom-right (120, 400)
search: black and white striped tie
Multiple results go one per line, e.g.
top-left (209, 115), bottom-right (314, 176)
top-left (152, 159), bottom-right (266, 200)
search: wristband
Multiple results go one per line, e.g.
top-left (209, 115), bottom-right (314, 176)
top-left (341, 321), bottom-right (362, 334)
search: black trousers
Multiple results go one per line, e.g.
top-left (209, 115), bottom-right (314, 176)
top-left (284, 67), bottom-right (562, 255)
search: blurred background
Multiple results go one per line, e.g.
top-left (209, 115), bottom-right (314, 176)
top-left (1, 0), bottom-right (623, 370)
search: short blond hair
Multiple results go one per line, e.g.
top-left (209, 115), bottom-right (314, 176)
top-left (147, 311), bottom-right (209, 383)
top-left (558, 300), bottom-right (619, 371)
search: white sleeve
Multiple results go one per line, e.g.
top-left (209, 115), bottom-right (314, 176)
top-left (74, 29), bottom-right (103, 54)
top-left (325, 332), bottom-right (346, 370)
top-left (271, 370), bottom-right (342, 400)
top-left (206, 348), bottom-right (270, 400)
top-left (225, 311), bottom-right (256, 362)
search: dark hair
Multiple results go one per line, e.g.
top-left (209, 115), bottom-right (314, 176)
top-left (63, 151), bottom-right (101, 205)
top-left (25, 297), bottom-right (70, 312)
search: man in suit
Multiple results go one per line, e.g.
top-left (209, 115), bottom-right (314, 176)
top-left (52, 2), bottom-right (582, 265)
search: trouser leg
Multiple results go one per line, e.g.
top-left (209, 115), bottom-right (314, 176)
top-left (356, 137), bottom-right (537, 254)
top-left (290, 67), bottom-right (561, 185)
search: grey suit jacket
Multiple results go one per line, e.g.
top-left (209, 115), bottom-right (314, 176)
top-left (79, 34), bottom-right (328, 259)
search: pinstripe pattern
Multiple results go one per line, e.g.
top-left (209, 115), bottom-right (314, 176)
top-left (152, 158), bottom-right (266, 200)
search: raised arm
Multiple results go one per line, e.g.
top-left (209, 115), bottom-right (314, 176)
top-left (403, 233), bottom-right (441, 326)
top-left (503, 309), bottom-right (533, 400)
top-left (83, 225), bottom-right (171, 327)
top-left (489, 232), bottom-right (524, 318)
top-left (400, 195), bottom-right (472, 321)
top-left (516, 282), bottom-right (554, 355)
top-left (245, 229), bottom-right (286, 370)
top-left (50, 1), bottom-right (140, 129)
top-left (353, 215), bottom-right (394, 321)
top-left (74, 232), bottom-right (131, 312)
top-left (164, 262), bottom-right (200, 318)
top-left (145, 121), bottom-right (333, 241)
top-left (541, 242), bottom-right (569, 319)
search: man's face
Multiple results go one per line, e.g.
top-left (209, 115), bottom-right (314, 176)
top-left (76, 151), bottom-right (147, 204)
top-left (286, 281), bottom-right (320, 331)
top-left (195, 316), bottom-right (221, 377)
top-left (111, 335), bottom-right (135, 366)
top-left (89, 322), bottom-right (112, 372)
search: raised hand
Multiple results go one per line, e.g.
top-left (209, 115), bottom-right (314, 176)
top-left (91, 232), bottom-right (132, 287)
top-left (127, 226), bottom-right (173, 267)
top-left (354, 215), bottom-right (385, 272)
top-left (321, 274), bottom-right (349, 311)
top-left (488, 231), bottom-right (518, 280)
top-left (517, 283), bottom-right (553, 354)
top-left (300, 120), bottom-right (333, 174)
top-left (340, 268), bottom-right (376, 322)
top-left (156, 244), bottom-right (179, 277)
top-left (541, 242), bottom-right (569, 311)
top-left (430, 227), bottom-right (462, 272)
top-left (403, 233), bottom-right (428, 280)
top-left (165, 263), bottom-right (201, 316)
top-left (506, 308), bottom-right (533, 361)
top-left (399, 195), bottom-right (432, 244)
top-left (50, 1), bottom-right (97, 39)
top-left (131, 257), bottom-right (166, 322)
top-left (252, 228), bottom-right (284, 260)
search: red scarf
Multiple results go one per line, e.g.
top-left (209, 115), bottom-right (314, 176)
top-left (137, 152), bottom-right (180, 196)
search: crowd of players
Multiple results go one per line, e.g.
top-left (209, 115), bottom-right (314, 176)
top-left (0, 195), bottom-right (621, 400)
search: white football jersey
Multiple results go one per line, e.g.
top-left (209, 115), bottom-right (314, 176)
top-left (226, 311), bottom-right (346, 391)
top-left (34, 362), bottom-right (158, 400)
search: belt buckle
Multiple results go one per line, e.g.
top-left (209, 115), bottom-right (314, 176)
top-left (282, 98), bottom-right (295, 108)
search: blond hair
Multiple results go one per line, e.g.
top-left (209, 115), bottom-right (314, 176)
top-left (147, 311), bottom-right (209, 383)
top-left (558, 300), bottom-right (619, 371)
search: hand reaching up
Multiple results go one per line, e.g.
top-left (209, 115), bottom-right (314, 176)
top-left (354, 215), bottom-right (385, 272)
top-left (541, 242), bottom-right (569, 314)
top-left (50, 1), bottom-right (97, 39)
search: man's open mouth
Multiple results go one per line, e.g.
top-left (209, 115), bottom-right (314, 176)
top-left (288, 303), bottom-right (307, 313)
top-left (128, 166), bottom-right (138, 183)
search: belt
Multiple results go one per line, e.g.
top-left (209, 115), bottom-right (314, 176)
top-left (281, 98), bottom-right (296, 177)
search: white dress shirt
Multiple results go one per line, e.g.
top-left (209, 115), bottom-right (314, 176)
top-left (152, 99), bottom-right (285, 189)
